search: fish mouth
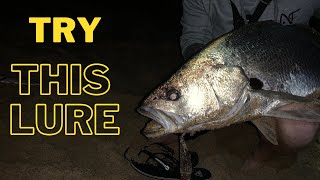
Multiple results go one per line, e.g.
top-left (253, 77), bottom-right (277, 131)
top-left (137, 106), bottom-right (182, 138)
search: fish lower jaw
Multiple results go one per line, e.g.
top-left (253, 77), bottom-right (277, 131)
top-left (143, 125), bottom-right (166, 138)
top-left (137, 106), bottom-right (181, 138)
top-left (142, 120), bottom-right (176, 138)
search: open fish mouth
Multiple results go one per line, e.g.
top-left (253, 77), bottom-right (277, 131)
top-left (137, 106), bottom-right (183, 138)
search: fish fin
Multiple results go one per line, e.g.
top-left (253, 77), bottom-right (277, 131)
top-left (251, 117), bottom-right (278, 145)
top-left (264, 103), bottom-right (320, 122)
top-left (249, 90), bottom-right (320, 123)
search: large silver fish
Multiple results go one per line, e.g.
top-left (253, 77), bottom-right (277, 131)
top-left (137, 21), bottom-right (320, 145)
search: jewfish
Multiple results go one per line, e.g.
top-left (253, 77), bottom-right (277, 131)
top-left (137, 21), bottom-right (320, 146)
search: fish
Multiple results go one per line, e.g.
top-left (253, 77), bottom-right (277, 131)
top-left (137, 21), bottom-right (320, 146)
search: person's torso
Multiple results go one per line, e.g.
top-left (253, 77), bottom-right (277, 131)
top-left (204, 0), bottom-right (319, 39)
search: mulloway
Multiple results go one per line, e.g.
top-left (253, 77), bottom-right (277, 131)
top-left (137, 21), bottom-right (320, 146)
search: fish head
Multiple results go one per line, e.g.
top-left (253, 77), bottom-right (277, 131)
top-left (138, 57), bottom-right (250, 138)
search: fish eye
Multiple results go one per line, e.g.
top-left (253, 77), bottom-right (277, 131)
top-left (166, 89), bottom-right (180, 101)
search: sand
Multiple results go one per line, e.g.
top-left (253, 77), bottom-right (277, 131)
top-left (1, 83), bottom-right (320, 180)
top-left (0, 16), bottom-right (320, 180)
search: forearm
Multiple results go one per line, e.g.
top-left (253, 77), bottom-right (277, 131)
top-left (180, 0), bottom-right (213, 60)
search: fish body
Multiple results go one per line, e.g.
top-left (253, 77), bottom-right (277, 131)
top-left (138, 21), bottom-right (320, 145)
top-left (209, 21), bottom-right (320, 96)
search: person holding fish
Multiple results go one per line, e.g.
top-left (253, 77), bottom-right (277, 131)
top-left (177, 0), bottom-right (320, 171)
top-left (144, 0), bottom-right (320, 171)
top-left (126, 1), bottom-right (320, 179)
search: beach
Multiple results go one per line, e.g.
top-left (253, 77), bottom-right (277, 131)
top-left (0, 5), bottom-right (320, 180)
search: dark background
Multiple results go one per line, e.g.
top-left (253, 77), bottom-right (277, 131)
top-left (1, 1), bottom-right (184, 96)
top-left (0, 3), bottom-right (188, 179)
top-left (4, 2), bottom-right (183, 46)
top-left (2, 0), bottom-right (181, 42)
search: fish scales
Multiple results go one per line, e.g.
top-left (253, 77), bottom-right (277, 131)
top-left (137, 21), bottom-right (320, 144)
top-left (199, 21), bottom-right (320, 96)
